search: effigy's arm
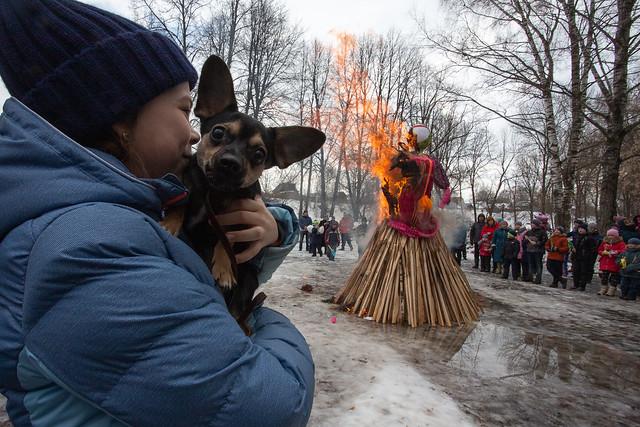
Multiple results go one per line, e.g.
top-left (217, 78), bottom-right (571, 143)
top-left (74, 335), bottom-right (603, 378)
top-left (432, 158), bottom-right (452, 208)
top-left (381, 178), bottom-right (398, 218)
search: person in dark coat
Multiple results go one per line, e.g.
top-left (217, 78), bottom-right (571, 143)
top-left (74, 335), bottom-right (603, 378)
top-left (502, 232), bottom-right (521, 280)
top-left (619, 217), bottom-right (640, 243)
top-left (469, 214), bottom-right (486, 269)
top-left (570, 223), bottom-right (599, 291)
top-left (299, 209), bottom-right (312, 251)
top-left (324, 221), bottom-right (341, 261)
top-left (309, 221), bottom-right (324, 256)
top-left (617, 238), bottom-right (640, 300)
top-left (451, 223), bottom-right (468, 265)
top-left (524, 219), bottom-right (548, 284)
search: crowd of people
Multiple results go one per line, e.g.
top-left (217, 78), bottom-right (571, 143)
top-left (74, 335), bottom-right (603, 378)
top-left (466, 213), bottom-right (640, 301)
top-left (298, 211), bottom-right (369, 261)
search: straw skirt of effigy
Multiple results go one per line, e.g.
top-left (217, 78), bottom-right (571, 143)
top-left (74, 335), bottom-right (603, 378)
top-left (334, 220), bottom-right (481, 327)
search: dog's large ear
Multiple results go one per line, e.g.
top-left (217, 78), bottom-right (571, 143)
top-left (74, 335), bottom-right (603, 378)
top-left (268, 127), bottom-right (326, 169)
top-left (194, 55), bottom-right (238, 118)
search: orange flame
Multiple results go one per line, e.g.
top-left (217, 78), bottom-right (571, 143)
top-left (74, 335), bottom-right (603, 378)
top-left (369, 124), bottom-right (404, 221)
top-left (328, 32), bottom-right (434, 223)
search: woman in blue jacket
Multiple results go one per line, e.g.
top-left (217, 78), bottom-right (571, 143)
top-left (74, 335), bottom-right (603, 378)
top-left (0, 1), bottom-right (314, 426)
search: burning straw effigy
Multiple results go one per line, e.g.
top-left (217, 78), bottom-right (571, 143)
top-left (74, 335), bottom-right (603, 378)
top-left (334, 124), bottom-right (481, 327)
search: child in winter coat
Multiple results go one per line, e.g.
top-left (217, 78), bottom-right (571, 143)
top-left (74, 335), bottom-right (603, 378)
top-left (597, 228), bottom-right (626, 296)
top-left (545, 226), bottom-right (569, 288)
top-left (617, 237), bottom-right (640, 300)
top-left (525, 219), bottom-right (548, 284)
top-left (479, 233), bottom-right (493, 272)
top-left (492, 220), bottom-right (509, 275)
top-left (309, 221), bottom-right (325, 256)
top-left (502, 232), bottom-right (521, 280)
top-left (481, 216), bottom-right (498, 271)
top-left (571, 223), bottom-right (599, 291)
top-left (516, 224), bottom-right (528, 281)
top-left (324, 221), bottom-right (341, 261)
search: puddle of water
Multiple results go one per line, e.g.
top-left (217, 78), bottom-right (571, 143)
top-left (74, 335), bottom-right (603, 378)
top-left (446, 322), bottom-right (640, 391)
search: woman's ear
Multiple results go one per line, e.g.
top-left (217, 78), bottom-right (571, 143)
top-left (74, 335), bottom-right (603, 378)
top-left (112, 122), bottom-right (132, 144)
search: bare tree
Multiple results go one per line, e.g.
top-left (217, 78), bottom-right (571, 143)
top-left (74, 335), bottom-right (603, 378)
top-left (421, 0), bottom-right (590, 228)
top-left (200, 0), bottom-right (248, 66)
top-left (237, 0), bottom-right (302, 121)
top-left (462, 127), bottom-right (493, 219)
top-left (582, 0), bottom-right (640, 226)
top-left (132, 0), bottom-right (207, 61)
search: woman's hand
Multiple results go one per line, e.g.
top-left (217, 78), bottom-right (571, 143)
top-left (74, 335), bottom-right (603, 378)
top-left (215, 196), bottom-right (279, 264)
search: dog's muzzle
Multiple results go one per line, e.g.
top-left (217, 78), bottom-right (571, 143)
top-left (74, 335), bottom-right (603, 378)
top-left (205, 154), bottom-right (244, 190)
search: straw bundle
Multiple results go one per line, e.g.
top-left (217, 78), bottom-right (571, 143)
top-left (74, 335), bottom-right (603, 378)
top-left (334, 220), bottom-right (481, 327)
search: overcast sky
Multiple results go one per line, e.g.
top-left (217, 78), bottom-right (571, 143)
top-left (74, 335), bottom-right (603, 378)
top-left (1, 0), bottom-right (444, 105)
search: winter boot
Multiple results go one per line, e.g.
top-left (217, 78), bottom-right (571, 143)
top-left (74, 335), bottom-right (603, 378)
top-left (597, 285), bottom-right (608, 295)
top-left (549, 280), bottom-right (558, 288)
top-left (606, 285), bottom-right (617, 297)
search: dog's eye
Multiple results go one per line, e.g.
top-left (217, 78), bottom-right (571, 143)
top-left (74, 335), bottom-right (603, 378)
top-left (253, 148), bottom-right (266, 163)
top-left (211, 126), bottom-right (225, 141)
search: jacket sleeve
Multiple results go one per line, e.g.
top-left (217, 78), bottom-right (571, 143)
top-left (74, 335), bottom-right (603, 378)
top-left (559, 239), bottom-right (569, 254)
top-left (250, 203), bottom-right (298, 284)
top-left (23, 204), bottom-right (314, 427)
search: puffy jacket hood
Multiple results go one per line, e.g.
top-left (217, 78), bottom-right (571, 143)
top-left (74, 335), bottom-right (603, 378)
top-left (0, 98), bottom-right (186, 239)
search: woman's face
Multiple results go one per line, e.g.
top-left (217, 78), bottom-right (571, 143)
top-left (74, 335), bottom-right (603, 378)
top-left (117, 82), bottom-right (200, 178)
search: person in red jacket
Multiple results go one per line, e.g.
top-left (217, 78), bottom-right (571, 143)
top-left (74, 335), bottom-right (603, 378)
top-left (545, 226), bottom-right (570, 288)
top-left (597, 228), bottom-right (627, 296)
top-left (480, 216), bottom-right (498, 272)
top-left (339, 213), bottom-right (354, 250)
top-left (479, 233), bottom-right (493, 272)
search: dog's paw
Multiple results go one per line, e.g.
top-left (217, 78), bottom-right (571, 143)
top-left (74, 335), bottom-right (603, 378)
top-left (212, 243), bottom-right (236, 289)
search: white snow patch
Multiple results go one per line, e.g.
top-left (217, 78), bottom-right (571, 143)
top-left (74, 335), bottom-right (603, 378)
top-left (264, 249), bottom-right (476, 426)
top-left (328, 357), bottom-right (474, 427)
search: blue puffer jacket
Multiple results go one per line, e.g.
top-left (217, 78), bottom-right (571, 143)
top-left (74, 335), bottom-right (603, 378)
top-left (0, 99), bottom-right (314, 427)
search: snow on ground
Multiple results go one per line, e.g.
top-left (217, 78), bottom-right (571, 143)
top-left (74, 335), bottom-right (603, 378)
top-left (265, 247), bottom-right (474, 426)
top-left (265, 246), bottom-right (640, 426)
top-left (3, 244), bottom-right (640, 426)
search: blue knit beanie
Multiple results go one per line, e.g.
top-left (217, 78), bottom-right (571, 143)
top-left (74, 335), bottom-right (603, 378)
top-left (0, 0), bottom-right (198, 142)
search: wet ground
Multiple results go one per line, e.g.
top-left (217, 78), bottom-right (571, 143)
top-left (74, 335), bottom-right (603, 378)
top-left (2, 248), bottom-right (639, 426)
top-left (267, 248), bottom-right (640, 426)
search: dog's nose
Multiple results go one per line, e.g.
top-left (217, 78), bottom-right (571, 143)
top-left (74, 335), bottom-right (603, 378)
top-left (217, 155), bottom-right (242, 175)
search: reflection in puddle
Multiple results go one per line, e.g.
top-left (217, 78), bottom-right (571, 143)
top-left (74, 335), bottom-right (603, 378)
top-left (448, 322), bottom-right (640, 390)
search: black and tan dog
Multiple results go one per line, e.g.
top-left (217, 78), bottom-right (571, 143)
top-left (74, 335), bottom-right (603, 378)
top-left (163, 55), bottom-right (325, 334)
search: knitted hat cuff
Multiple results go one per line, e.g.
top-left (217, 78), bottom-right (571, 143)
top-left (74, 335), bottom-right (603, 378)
top-left (22, 30), bottom-right (197, 142)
